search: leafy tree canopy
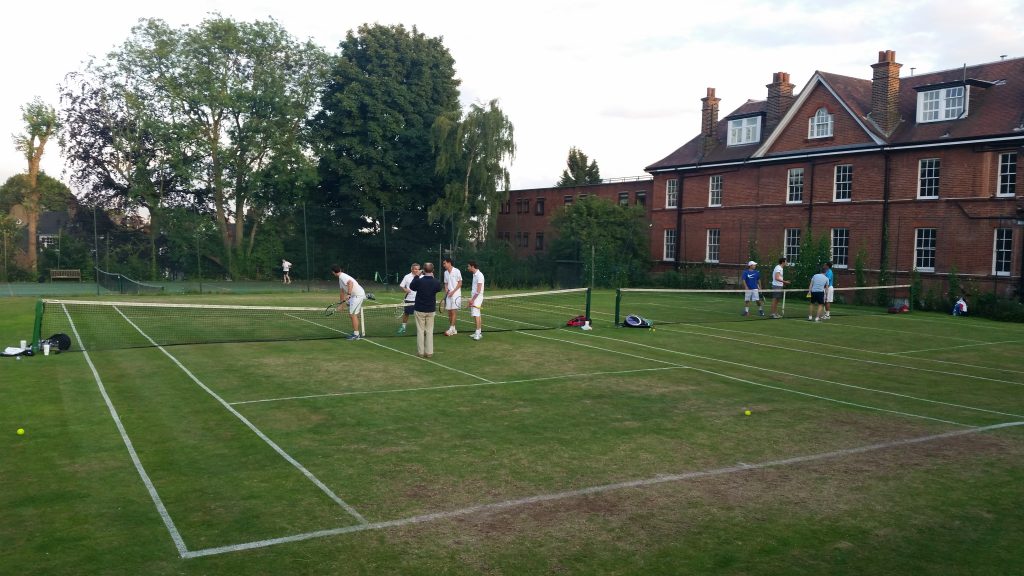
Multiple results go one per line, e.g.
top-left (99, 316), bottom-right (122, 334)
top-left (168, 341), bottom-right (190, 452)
top-left (556, 147), bottom-right (601, 187)
top-left (0, 173), bottom-right (74, 215)
top-left (550, 195), bottom-right (649, 287)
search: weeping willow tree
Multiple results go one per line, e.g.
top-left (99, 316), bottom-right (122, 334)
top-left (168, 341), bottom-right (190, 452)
top-left (431, 99), bottom-right (515, 249)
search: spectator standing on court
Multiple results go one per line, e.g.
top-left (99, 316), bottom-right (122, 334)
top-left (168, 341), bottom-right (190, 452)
top-left (823, 261), bottom-right (834, 319)
top-left (330, 264), bottom-right (366, 340)
top-left (770, 257), bottom-right (790, 318)
top-left (410, 262), bottom-right (443, 358)
top-left (281, 259), bottom-right (292, 284)
top-left (442, 257), bottom-right (463, 336)
top-left (807, 265), bottom-right (830, 322)
top-left (466, 260), bottom-right (485, 340)
top-left (741, 260), bottom-right (764, 317)
top-left (397, 263), bottom-right (421, 335)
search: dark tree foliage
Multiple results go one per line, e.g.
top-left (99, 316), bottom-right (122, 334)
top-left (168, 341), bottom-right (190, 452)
top-left (556, 147), bottom-right (601, 187)
top-left (309, 23), bottom-right (461, 276)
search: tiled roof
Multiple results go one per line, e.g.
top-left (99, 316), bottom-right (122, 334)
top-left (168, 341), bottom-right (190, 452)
top-left (647, 55), bottom-right (1024, 172)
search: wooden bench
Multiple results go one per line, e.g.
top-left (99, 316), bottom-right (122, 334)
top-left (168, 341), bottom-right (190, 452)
top-left (50, 269), bottom-right (82, 282)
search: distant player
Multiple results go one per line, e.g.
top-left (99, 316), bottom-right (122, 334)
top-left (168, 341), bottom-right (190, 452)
top-left (823, 261), bottom-right (834, 319)
top-left (770, 257), bottom-right (790, 318)
top-left (741, 260), bottom-right (764, 317)
top-left (397, 263), bottom-right (421, 335)
top-left (330, 264), bottom-right (366, 340)
top-left (466, 260), bottom-right (485, 340)
top-left (281, 259), bottom-right (292, 284)
top-left (807, 264), bottom-right (830, 322)
top-left (442, 258), bottom-right (462, 336)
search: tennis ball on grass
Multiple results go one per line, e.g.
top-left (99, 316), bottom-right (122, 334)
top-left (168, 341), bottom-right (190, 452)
top-left (17, 428), bottom-right (25, 435)
top-left (744, 410), bottom-right (751, 416)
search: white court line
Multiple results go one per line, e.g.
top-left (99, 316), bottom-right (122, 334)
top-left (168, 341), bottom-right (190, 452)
top-left (181, 421), bottom-right (1024, 558)
top-left (114, 306), bottom-right (369, 530)
top-left (886, 340), bottom-right (1024, 355)
top-left (231, 367), bottom-right (684, 405)
top-left (516, 331), bottom-right (972, 427)
top-left (551, 329), bottom-right (1024, 421)
top-left (60, 304), bottom-right (189, 557)
top-left (285, 313), bottom-right (492, 383)
top-left (648, 323), bottom-right (1024, 388)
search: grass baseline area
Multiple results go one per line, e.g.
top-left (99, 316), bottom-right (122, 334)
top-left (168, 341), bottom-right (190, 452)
top-left (2, 289), bottom-right (1023, 575)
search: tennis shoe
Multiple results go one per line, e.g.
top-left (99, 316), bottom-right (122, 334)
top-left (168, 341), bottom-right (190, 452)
top-left (814, 317), bottom-right (821, 322)
top-left (397, 325), bottom-right (406, 335)
top-left (741, 310), bottom-right (749, 316)
top-left (759, 310), bottom-right (765, 317)
top-left (346, 334), bottom-right (361, 340)
top-left (470, 333), bottom-right (481, 340)
top-left (807, 316), bottom-right (814, 321)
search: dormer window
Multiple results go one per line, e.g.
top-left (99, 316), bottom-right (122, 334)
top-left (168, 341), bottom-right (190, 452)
top-left (727, 116), bottom-right (761, 146)
top-left (807, 108), bottom-right (833, 138)
top-left (917, 85), bottom-right (966, 123)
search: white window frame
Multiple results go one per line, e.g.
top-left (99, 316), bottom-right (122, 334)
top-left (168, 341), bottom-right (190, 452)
top-left (665, 179), bottom-right (678, 209)
top-left (727, 116), bottom-right (761, 146)
top-left (998, 152), bottom-right (1017, 197)
top-left (787, 168), bottom-right (804, 204)
top-left (708, 175), bottom-right (722, 207)
top-left (784, 228), bottom-right (801, 263)
top-left (993, 228), bottom-right (1013, 276)
top-left (834, 165), bottom-right (852, 202)
top-left (915, 228), bottom-right (937, 272)
top-left (705, 229), bottom-right (720, 263)
top-left (831, 228), bottom-right (850, 269)
top-left (917, 86), bottom-right (967, 123)
top-left (807, 107), bottom-right (833, 138)
top-left (38, 234), bottom-right (58, 250)
top-left (918, 158), bottom-right (940, 198)
top-left (663, 229), bottom-right (677, 261)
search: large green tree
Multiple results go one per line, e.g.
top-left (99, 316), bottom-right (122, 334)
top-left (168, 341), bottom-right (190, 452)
top-left (61, 15), bottom-right (329, 278)
top-left (556, 147), bottom-right (601, 187)
top-left (310, 23), bottom-right (461, 274)
top-left (13, 97), bottom-right (58, 273)
top-left (432, 99), bottom-right (515, 247)
top-left (550, 195), bottom-right (649, 287)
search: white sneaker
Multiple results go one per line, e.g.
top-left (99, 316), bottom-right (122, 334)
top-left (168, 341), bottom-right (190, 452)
top-left (470, 333), bottom-right (481, 340)
top-left (808, 316), bottom-right (814, 321)
top-left (450, 327), bottom-right (457, 335)
top-left (814, 317), bottom-right (821, 322)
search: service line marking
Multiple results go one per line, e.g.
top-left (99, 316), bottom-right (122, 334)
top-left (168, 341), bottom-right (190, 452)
top-left (181, 421), bottom-right (1024, 558)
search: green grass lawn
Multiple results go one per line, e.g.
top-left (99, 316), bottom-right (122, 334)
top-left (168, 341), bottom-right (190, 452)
top-left (2, 290), bottom-right (1023, 575)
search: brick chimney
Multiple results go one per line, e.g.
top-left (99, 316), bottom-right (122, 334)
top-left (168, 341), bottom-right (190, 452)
top-left (766, 72), bottom-right (795, 130)
top-left (871, 50), bottom-right (902, 135)
top-left (701, 87), bottom-right (720, 155)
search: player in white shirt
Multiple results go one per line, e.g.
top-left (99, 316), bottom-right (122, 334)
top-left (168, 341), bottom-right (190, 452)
top-left (466, 260), bottom-right (485, 340)
top-left (769, 257), bottom-right (790, 319)
top-left (442, 258), bottom-right (462, 336)
top-left (397, 263), bottom-right (421, 335)
top-left (281, 259), bottom-right (292, 284)
top-left (330, 264), bottom-right (366, 340)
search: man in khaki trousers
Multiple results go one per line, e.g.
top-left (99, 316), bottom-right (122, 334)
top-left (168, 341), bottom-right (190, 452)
top-left (409, 262), bottom-right (443, 358)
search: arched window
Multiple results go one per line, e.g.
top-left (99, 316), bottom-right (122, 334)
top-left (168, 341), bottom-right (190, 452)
top-left (807, 107), bottom-right (833, 138)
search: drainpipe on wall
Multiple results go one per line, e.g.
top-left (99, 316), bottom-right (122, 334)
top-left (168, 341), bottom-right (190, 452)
top-left (675, 175), bottom-right (684, 271)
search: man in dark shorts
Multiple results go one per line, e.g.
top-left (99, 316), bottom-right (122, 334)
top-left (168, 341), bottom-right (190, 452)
top-left (807, 264), bottom-right (830, 322)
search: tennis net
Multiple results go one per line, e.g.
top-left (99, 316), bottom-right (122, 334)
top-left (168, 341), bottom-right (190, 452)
top-left (615, 285), bottom-right (910, 326)
top-left (35, 288), bottom-right (590, 351)
top-left (96, 267), bottom-right (165, 295)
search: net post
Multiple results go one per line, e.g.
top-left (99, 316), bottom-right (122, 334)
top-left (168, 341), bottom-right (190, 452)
top-left (614, 289), bottom-right (622, 326)
top-left (360, 307), bottom-right (366, 337)
top-left (32, 299), bottom-right (44, 352)
top-left (585, 287), bottom-right (592, 323)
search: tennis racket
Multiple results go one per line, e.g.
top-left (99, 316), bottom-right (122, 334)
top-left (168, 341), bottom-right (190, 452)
top-left (324, 301), bottom-right (344, 317)
top-left (446, 295), bottom-right (462, 311)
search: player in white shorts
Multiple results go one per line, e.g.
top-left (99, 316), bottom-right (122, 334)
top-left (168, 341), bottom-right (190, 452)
top-left (330, 264), bottom-right (366, 340)
top-left (442, 257), bottom-right (462, 336)
top-left (466, 260), bottom-right (485, 340)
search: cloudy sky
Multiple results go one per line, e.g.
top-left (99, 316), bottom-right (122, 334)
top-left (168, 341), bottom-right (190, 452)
top-left (2, 0), bottom-right (1022, 192)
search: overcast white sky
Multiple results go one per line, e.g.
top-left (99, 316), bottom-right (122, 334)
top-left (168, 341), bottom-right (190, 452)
top-left (2, 0), bottom-right (1022, 192)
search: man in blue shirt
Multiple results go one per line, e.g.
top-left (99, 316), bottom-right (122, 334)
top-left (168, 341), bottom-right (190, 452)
top-left (807, 264), bottom-right (830, 322)
top-left (823, 261), bottom-right (834, 319)
top-left (741, 260), bottom-right (764, 317)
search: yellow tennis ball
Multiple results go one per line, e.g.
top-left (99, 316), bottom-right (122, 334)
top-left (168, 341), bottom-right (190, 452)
top-left (17, 428), bottom-right (25, 435)
top-left (744, 410), bottom-right (751, 416)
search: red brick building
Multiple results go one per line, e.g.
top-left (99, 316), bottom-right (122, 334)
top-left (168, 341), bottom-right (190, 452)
top-left (646, 50), bottom-right (1023, 297)
top-left (495, 177), bottom-right (651, 257)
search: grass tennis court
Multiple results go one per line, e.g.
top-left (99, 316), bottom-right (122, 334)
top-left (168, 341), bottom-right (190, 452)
top-left (2, 289), bottom-right (1023, 575)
